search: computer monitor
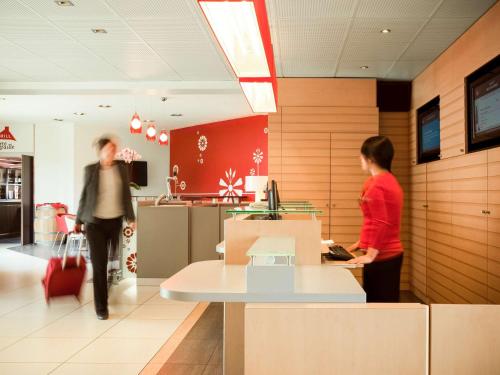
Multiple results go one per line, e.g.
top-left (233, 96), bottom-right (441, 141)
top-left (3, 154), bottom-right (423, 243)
top-left (417, 97), bottom-right (440, 164)
top-left (267, 180), bottom-right (280, 220)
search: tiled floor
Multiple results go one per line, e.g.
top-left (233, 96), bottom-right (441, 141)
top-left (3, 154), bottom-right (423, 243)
top-left (0, 243), bottom-right (197, 375)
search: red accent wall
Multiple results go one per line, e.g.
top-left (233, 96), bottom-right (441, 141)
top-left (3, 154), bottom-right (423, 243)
top-left (170, 115), bottom-right (268, 199)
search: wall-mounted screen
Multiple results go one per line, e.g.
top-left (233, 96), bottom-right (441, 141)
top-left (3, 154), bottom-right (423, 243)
top-left (130, 161), bottom-right (148, 187)
top-left (467, 54), bottom-right (500, 152)
top-left (417, 96), bottom-right (440, 164)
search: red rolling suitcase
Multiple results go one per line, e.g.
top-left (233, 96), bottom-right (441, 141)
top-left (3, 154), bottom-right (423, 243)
top-left (42, 243), bottom-right (87, 303)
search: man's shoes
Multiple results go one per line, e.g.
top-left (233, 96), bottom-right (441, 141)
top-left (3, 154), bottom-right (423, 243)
top-left (96, 311), bottom-right (109, 320)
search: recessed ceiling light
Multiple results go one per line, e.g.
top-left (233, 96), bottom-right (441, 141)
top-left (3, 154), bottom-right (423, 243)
top-left (161, 97), bottom-right (168, 102)
top-left (54, 0), bottom-right (74, 6)
top-left (360, 66), bottom-right (369, 70)
top-left (73, 112), bottom-right (85, 116)
top-left (144, 119), bottom-right (155, 123)
top-left (170, 113), bottom-right (183, 117)
top-left (380, 29), bottom-right (391, 34)
top-left (0, 98), bottom-right (6, 101)
top-left (92, 28), bottom-right (107, 34)
top-left (53, 118), bottom-right (64, 122)
top-left (98, 104), bottom-right (111, 108)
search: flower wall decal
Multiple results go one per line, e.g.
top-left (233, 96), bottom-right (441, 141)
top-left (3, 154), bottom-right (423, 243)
top-left (180, 181), bottom-right (187, 191)
top-left (219, 168), bottom-right (243, 202)
top-left (249, 168), bottom-right (256, 176)
top-left (126, 252), bottom-right (137, 273)
top-left (252, 148), bottom-right (264, 175)
top-left (115, 148), bottom-right (142, 164)
top-left (198, 135), bottom-right (208, 151)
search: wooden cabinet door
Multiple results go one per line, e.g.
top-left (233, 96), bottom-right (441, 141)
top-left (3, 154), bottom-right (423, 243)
top-left (426, 158), bottom-right (455, 303)
top-left (410, 164), bottom-right (427, 302)
top-left (487, 148), bottom-right (500, 303)
top-left (449, 152), bottom-right (488, 304)
top-left (281, 132), bottom-right (331, 239)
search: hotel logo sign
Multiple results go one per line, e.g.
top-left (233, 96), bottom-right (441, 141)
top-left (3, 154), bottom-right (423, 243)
top-left (0, 125), bottom-right (34, 153)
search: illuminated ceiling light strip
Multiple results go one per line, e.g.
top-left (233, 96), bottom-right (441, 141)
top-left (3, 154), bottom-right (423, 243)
top-left (240, 81), bottom-right (276, 113)
top-left (199, 0), bottom-right (270, 78)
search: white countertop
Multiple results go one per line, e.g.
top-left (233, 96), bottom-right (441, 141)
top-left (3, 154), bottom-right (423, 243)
top-left (160, 260), bottom-right (366, 303)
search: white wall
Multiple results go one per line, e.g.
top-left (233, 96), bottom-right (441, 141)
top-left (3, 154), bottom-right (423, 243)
top-left (34, 123), bottom-right (76, 212)
top-left (74, 124), bottom-right (170, 210)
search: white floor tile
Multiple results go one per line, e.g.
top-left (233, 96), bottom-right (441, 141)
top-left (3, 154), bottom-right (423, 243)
top-left (64, 303), bottom-right (139, 320)
top-left (0, 337), bottom-right (20, 351)
top-left (0, 337), bottom-right (92, 363)
top-left (29, 316), bottom-right (118, 338)
top-left (102, 319), bottom-right (183, 339)
top-left (107, 285), bottom-right (158, 305)
top-left (0, 317), bottom-right (54, 337)
top-left (50, 362), bottom-right (145, 375)
top-left (128, 304), bottom-right (196, 320)
top-left (68, 337), bottom-right (165, 364)
top-left (0, 362), bottom-right (60, 375)
top-left (2, 301), bottom-right (80, 321)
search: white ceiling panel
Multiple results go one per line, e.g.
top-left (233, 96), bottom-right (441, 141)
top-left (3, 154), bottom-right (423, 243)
top-left (336, 60), bottom-right (394, 77)
top-left (434, 0), bottom-right (497, 18)
top-left (357, 0), bottom-right (441, 18)
top-left (281, 60), bottom-right (339, 77)
top-left (385, 60), bottom-right (429, 80)
top-left (0, 0), bottom-right (39, 19)
top-left (0, 58), bottom-right (76, 80)
top-left (273, 0), bottom-right (356, 19)
top-left (0, 65), bottom-right (31, 81)
top-left (399, 17), bottom-right (477, 61)
top-left (104, 0), bottom-right (193, 20)
top-left (19, 0), bottom-right (118, 20)
top-left (0, 18), bottom-right (72, 42)
top-left (52, 19), bottom-right (143, 43)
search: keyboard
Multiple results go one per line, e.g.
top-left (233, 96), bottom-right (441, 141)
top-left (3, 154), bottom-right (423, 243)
top-left (326, 245), bottom-right (354, 261)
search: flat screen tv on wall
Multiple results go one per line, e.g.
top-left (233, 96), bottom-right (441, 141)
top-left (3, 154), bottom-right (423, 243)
top-left (466, 54), bottom-right (500, 152)
top-left (417, 96), bottom-right (441, 164)
top-left (130, 161), bottom-right (148, 187)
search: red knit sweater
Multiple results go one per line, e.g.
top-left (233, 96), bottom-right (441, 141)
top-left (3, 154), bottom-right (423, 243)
top-left (359, 172), bottom-right (403, 262)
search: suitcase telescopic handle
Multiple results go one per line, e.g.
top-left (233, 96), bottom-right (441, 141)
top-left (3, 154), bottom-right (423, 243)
top-left (62, 232), bottom-right (84, 270)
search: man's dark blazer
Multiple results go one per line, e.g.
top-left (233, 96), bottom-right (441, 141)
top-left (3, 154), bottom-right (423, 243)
top-left (76, 161), bottom-right (135, 225)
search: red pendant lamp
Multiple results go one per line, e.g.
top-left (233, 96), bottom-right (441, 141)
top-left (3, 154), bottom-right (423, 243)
top-left (145, 123), bottom-right (157, 142)
top-left (158, 130), bottom-right (169, 146)
top-left (130, 112), bottom-right (142, 134)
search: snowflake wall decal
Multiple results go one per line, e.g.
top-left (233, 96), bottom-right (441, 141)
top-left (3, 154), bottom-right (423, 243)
top-left (249, 168), bottom-right (256, 176)
top-left (198, 135), bottom-right (208, 151)
top-left (264, 127), bottom-right (268, 134)
top-left (219, 168), bottom-right (243, 202)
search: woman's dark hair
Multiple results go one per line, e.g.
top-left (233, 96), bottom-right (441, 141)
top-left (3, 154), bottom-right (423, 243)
top-left (361, 136), bottom-right (394, 172)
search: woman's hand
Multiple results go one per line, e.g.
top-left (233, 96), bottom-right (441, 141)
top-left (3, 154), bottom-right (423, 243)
top-left (128, 221), bottom-right (136, 231)
top-left (347, 255), bottom-right (374, 264)
top-left (346, 240), bottom-right (360, 253)
top-left (74, 223), bottom-right (82, 233)
top-left (347, 247), bottom-right (379, 264)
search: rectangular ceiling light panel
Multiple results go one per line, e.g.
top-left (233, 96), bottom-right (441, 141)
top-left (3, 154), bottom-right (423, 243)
top-left (240, 81), bottom-right (276, 113)
top-left (199, 1), bottom-right (271, 78)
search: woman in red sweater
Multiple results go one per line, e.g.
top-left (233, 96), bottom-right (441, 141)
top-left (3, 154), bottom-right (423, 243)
top-left (346, 136), bottom-right (403, 302)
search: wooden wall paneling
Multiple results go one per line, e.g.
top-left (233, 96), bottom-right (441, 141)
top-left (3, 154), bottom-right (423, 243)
top-left (439, 84), bottom-right (466, 159)
top-left (281, 132), bottom-right (331, 238)
top-left (245, 303), bottom-right (428, 375)
top-left (268, 108), bottom-right (282, 185)
top-left (425, 158), bottom-right (454, 303)
top-left (487, 148), bottom-right (500, 303)
top-left (281, 106), bottom-right (379, 133)
top-left (450, 152), bottom-right (488, 303)
top-left (410, 164), bottom-right (428, 302)
top-left (277, 78), bottom-right (377, 107)
top-left (430, 304), bottom-right (500, 375)
top-left (380, 112), bottom-right (411, 290)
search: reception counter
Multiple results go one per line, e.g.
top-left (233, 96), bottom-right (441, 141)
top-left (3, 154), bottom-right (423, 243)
top-left (136, 202), bottom-right (236, 279)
